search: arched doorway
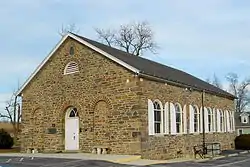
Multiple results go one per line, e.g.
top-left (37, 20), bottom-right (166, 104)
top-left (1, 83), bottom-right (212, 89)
top-left (65, 107), bottom-right (79, 150)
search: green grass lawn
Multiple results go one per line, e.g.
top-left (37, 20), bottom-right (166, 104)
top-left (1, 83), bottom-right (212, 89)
top-left (0, 147), bottom-right (20, 153)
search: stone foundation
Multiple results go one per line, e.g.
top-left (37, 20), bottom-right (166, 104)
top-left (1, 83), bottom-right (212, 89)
top-left (141, 132), bottom-right (236, 160)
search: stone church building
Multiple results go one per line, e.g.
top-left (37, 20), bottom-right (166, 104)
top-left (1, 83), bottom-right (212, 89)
top-left (17, 33), bottom-right (236, 160)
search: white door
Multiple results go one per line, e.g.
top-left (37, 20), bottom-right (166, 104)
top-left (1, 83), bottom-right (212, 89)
top-left (65, 108), bottom-right (79, 151)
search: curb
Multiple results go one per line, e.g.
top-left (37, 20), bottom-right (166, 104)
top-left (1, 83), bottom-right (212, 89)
top-left (109, 156), bottom-right (141, 163)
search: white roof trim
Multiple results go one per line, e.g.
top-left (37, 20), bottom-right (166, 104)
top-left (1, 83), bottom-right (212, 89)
top-left (16, 33), bottom-right (140, 95)
top-left (69, 33), bottom-right (139, 73)
top-left (240, 112), bottom-right (250, 117)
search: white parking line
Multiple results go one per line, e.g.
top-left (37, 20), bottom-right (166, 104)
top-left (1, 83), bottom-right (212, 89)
top-left (215, 158), bottom-right (250, 167)
top-left (240, 151), bottom-right (248, 154)
top-left (227, 153), bottom-right (238, 157)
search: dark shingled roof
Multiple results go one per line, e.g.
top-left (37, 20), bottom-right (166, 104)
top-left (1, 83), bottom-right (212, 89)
top-left (74, 34), bottom-right (235, 99)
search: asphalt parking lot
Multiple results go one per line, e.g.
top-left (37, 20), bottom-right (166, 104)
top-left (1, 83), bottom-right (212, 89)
top-left (0, 153), bottom-right (250, 167)
top-left (150, 152), bottom-right (250, 167)
top-left (0, 157), bottom-right (131, 167)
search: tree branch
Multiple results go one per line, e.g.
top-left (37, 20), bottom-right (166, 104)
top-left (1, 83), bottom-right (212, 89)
top-left (95, 21), bottom-right (158, 56)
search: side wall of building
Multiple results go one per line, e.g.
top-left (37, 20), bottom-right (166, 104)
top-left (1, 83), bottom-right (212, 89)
top-left (20, 37), bottom-right (142, 154)
top-left (137, 78), bottom-right (236, 160)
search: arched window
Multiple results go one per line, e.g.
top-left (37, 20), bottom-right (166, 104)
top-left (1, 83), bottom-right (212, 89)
top-left (64, 61), bottom-right (79, 75)
top-left (154, 101), bottom-right (162, 134)
top-left (68, 108), bottom-right (78, 117)
top-left (230, 111), bottom-right (235, 132)
top-left (207, 108), bottom-right (212, 132)
top-left (212, 108), bottom-right (217, 132)
top-left (220, 110), bottom-right (224, 132)
top-left (175, 104), bottom-right (182, 133)
top-left (193, 105), bottom-right (199, 133)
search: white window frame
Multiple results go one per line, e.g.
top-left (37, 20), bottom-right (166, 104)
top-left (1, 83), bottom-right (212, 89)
top-left (230, 111), bottom-right (233, 132)
top-left (175, 103), bottom-right (183, 134)
top-left (170, 102), bottom-right (177, 135)
top-left (212, 108), bottom-right (217, 132)
top-left (216, 109), bottom-right (221, 133)
top-left (241, 116), bottom-right (249, 124)
top-left (193, 105), bottom-right (200, 133)
top-left (153, 100), bottom-right (163, 134)
top-left (207, 108), bottom-right (212, 133)
top-left (148, 99), bottom-right (154, 135)
top-left (225, 110), bottom-right (230, 132)
top-left (164, 102), bottom-right (169, 134)
top-left (183, 105), bottom-right (187, 134)
top-left (220, 110), bottom-right (224, 133)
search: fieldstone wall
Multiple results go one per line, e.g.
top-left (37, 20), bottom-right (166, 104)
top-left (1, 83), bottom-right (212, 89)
top-left (20, 36), bottom-right (236, 159)
top-left (137, 78), bottom-right (236, 159)
top-left (20, 37), bottom-right (142, 154)
top-left (141, 133), bottom-right (235, 160)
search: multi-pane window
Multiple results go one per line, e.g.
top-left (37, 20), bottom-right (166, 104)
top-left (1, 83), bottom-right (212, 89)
top-left (154, 101), bottom-right (162, 134)
top-left (208, 108), bottom-right (212, 132)
top-left (193, 106), bottom-right (199, 133)
top-left (220, 110), bottom-right (224, 132)
top-left (175, 104), bottom-right (182, 133)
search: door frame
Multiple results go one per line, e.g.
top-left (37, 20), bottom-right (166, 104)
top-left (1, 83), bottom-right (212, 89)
top-left (65, 107), bottom-right (79, 151)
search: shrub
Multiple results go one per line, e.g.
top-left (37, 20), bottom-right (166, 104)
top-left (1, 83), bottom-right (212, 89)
top-left (235, 134), bottom-right (250, 150)
top-left (0, 129), bottom-right (14, 149)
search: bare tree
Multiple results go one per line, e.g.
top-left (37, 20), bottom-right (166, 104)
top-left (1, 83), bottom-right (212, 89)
top-left (212, 74), bottom-right (223, 89)
top-left (95, 28), bottom-right (116, 47)
top-left (95, 21), bottom-right (158, 56)
top-left (0, 93), bottom-right (21, 142)
top-left (226, 73), bottom-right (250, 112)
top-left (206, 74), bottom-right (223, 89)
top-left (59, 23), bottom-right (80, 36)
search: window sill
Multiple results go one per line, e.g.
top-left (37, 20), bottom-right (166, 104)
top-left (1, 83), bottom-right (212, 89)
top-left (173, 133), bottom-right (184, 136)
top-left (190, 132), bottom-right (200, 135)
top-left (153, 134), bottom-right (165, 137)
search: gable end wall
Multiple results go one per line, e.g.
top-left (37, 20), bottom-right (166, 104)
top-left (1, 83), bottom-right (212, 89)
top-left (20, 37), bottom-right (142, 154)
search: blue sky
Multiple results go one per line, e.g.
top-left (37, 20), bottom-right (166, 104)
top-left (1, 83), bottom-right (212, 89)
top-left (0, 0), bottom-right (250, 111)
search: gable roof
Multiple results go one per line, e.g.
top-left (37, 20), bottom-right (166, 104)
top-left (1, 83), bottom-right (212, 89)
top-left (17, 33), bottom-right (235, 99)
top-left (240, 112), bottom-right (250, 117)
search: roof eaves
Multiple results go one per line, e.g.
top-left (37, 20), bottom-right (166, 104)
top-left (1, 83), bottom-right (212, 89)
top-left (139, 72), bottom-right (235, 100)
